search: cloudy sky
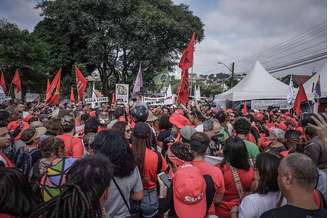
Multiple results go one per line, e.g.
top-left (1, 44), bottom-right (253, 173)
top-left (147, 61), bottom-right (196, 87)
top-left (1, 0), bottom-right (327, 77)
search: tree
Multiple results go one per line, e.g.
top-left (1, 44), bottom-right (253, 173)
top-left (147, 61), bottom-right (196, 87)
top-left (35, 0), bottom-right (204, 96)
top-left (0, 19), bottom-right (50, 94)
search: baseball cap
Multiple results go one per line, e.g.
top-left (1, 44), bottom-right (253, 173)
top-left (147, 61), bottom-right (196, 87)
top-left (180, 126), bottom-right (196, 141)
top-left (169, 112), bottom-right (193, 129)
top-left (173, 164), bottom-right (207, 218)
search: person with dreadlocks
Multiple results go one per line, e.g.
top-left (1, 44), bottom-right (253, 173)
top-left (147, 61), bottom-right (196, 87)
top-left (30, 154), bottom-right (113, 218)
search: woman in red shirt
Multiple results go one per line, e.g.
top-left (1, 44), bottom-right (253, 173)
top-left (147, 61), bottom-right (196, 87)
top-left (131, 122), bottom-right (167, 218)
top-left (216, 136), bottom-right (255, 218)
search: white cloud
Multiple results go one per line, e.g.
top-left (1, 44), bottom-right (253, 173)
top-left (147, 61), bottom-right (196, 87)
top-left (182, 0), bottom-right (327, 76)
top-left (0, 0), bottom-right (42, 32)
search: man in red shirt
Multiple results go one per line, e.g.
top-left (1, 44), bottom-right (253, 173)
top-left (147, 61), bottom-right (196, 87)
top-left (57, 115), bottom-right (84, 158)
top-left (190, 132), bottom-right (225, 215)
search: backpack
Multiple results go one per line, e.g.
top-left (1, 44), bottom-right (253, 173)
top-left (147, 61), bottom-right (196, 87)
top-left (16, 148), bottom-right (39, 176)
top-left (40, 157), bottom-right (76, 202)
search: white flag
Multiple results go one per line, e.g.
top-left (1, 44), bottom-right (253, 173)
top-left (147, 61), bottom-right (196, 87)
top-left (132, 64), bottom-right (143, 95)
top-left (287, 75), bottom-right (294, 104)
top-left (166, 84), bottom-right (172, 97)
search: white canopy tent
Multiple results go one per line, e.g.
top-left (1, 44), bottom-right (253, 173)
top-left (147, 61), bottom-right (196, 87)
top-left (215, 61), bottom-right (289, 101)
top-left (303, 63), bottom-right (327, 100)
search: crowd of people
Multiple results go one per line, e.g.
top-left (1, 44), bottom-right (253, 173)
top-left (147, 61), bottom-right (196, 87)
top-left (0, 99), bottom-right (326, 218)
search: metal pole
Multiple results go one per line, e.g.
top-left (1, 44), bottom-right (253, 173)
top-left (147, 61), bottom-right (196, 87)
top-left (230, 62), bottom-right (235, 88)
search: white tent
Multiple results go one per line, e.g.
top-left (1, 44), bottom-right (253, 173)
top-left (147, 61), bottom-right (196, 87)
top-left (303, 63), bottom-right (327, 100)
top-left (216, 61), bottom-right (289, 101)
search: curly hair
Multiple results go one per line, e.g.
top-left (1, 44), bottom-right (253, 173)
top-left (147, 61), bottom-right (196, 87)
top-left (93, 130), bottom-right (136, 178)
top-left (170, 142), bottom-right (193, 161)
top-left (39, 136), bottom-right (65, 158)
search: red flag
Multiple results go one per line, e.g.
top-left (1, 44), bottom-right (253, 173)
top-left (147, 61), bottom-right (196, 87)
top-left (75, 66), bottom-right (87, 100)
top-left (70, 87), bottom-right (75, 104)
top-left (293, 84), bottom-right (308, 115)
top-left (176, 69), bottom-right (189, 105)
top-left (12, 69), bottom-right (22, 93)
top-left (0, 71), bottom-right (7, 93)
top-left (46, 69), bottom-right (61, 105)
top-left (179, 32), bottom-right (196, 70)
top-left (111, 93), bottom-right (116, 105)
top-left (242, 101), bottom-right (248, 115)
top-left (176, 33), bottom-right (196, 105)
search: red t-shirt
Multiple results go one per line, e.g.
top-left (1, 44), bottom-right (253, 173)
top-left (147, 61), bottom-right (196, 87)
top-left (215, 164), bottom-right (255, 218)
top-left (142, 148), bottom-right (168, 189)
top-left (57, 134), bottom-right (84, 159)
top-left (192, 160), bottom-right (225, 215)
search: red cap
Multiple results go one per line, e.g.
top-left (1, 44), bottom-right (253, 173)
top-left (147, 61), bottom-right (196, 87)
top-left (173, 164), bottom-right (207, 218)
top-left (280, 151), bottom-right (289, 157)
top-left (278, 122), bottom-right (287, 131)
top-left (89, 111), bottom-right (96, 117)
top-left (169, 113), bottom-right (193, 129)
top-left (254, 112), bottom-right (264, 121)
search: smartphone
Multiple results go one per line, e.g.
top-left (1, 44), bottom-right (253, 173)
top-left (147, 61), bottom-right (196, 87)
top-left (158, 172), bottom-right (171, 188)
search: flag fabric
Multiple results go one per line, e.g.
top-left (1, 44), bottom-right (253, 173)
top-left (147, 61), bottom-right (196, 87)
top-left (74, 66), bottom-right (88, 100)
top-left (166, 84), bottom-right (172, 97)
top-left (111, 93), bottom-right (116, 105)
top-left (132, 64), bottom-right (143, 95)
top-left (178, 32), bottom-right (196, 70)
top-left (0, 71), bottom-right (7, 94)
top-left (12, 69), bottom-right (22, 93)
top-left (241, 101), bottom-right (248, 115)
top-left (314, 75), bottom-right (321, 98)
top-left (293, 84), bottom-right (308, 115)
top-left (177, 69), bottom-right (189, 105)
top-left (70, 87), bottom-right (75, 104)
top-left (177, 33), bottom-right (196, 105)
top-left (46, 69), bottom-right (61, 105)
top-left (287, 75), bottom-right (295, 104)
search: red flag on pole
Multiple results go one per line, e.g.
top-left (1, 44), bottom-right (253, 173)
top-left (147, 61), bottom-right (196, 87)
top-left (74, 66), bottom-right (87, 100)
top-left (70, 87), bottom-right (75, 104)
top-left (293, 84), bottom-right (308, 115)
top-left (177, 69), bottom-right (189, 105)
top-left (177, 32), bottom-right (196, 105)
top-left (0, 71), bottom-right (7, 93)
top-left (111, 93), bottom-right (116, 105)
top-left (46, 69), bottom-right (61, 105)
top-left (241, 101), bottom-right (248, 115)
top-left (179, 32), bottom-right (196, 70)
top-left (12, 69), bottom-right (22, 93)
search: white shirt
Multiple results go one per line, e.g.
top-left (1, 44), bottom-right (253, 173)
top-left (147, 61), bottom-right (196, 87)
top-left (239, 192), bottom-right (287, 218)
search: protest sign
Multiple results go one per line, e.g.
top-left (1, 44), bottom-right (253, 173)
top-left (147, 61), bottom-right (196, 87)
top-left (25, 93), bottom-right (40, 103)
top-left (116, 84), bottom-right (129, 104)
top-left (143, 96), bottom-right (174, 106)
top-left (84, 96), bottom-right (109, 104)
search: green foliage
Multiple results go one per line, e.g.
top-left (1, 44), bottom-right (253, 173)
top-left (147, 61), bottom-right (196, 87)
top-left (35, 0), bottom-right (204, 96)
top-left (0, 19), bottom-right (50, 93)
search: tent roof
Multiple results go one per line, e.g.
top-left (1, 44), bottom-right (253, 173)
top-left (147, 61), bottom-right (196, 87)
top-left (303, 63), bottom-right (327, 99)
top-left (216, 61), bottom-right (289, 101)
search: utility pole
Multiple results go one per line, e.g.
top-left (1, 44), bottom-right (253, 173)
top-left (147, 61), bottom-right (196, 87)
top-left (230, 62), bottom-right (235, 88)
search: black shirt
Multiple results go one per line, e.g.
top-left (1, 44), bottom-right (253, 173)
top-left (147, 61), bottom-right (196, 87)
top-left (260, 205), bottom-right (326, 218)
